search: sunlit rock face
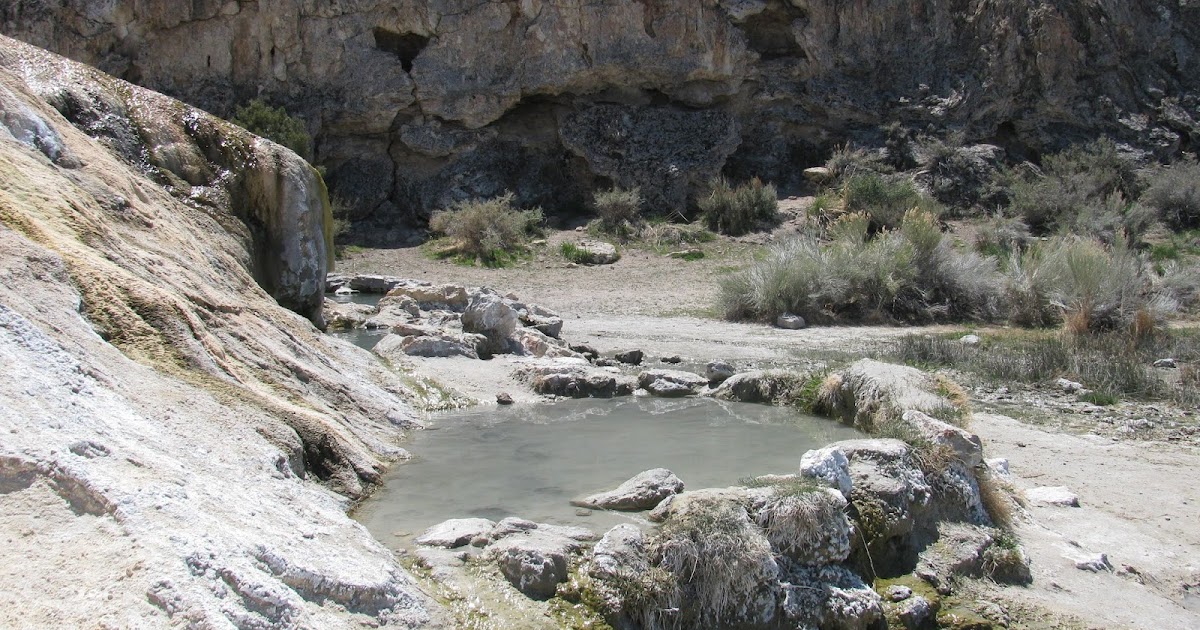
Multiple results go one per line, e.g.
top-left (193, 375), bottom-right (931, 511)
top-left (5, 0), bottom-right (1197, 240)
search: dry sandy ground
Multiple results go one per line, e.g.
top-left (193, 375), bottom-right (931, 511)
top-left (343, 229), bottom-right (1200, 629)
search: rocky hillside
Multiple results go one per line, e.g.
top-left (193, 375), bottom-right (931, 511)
top-left (0, 35), bottom-right (444, 628)
top-left (4, 1), bottom-right (1198, 241)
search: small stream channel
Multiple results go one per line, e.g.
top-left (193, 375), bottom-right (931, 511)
top-left (354, 396), bottom-right (862, 550)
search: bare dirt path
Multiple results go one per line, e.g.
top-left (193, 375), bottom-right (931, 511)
top-left (343, 230), bottom-right (1200, 629)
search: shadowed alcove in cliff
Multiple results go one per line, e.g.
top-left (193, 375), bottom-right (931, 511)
top-left (372, 27), bottom-right (429, 73)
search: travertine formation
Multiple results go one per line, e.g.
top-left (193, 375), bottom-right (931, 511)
top-left (4, 1), bottom-right (1197, 240)
top-left (0, 35), bottom-right (443, 628)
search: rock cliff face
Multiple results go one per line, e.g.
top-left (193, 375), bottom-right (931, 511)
top-left (4, 1), bottom-right (1199, 240)
top-left (0, 35), bottom-right (443, 628)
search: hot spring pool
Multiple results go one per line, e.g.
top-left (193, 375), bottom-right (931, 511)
top-left (354, 396), bottom-right (861, 549)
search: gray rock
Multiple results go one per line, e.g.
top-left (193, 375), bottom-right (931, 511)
top-left (347, 274), bottom-right (405, 294)
top-left (614, 349), bottom-right (644, 365)
top-left (824, 360), bottom-right (960, 429)
top-left (373, 332), bottom-right (485, 360)
top-left (568, 343), bottom-right (599, 360)
top-left (897, 595), bottom-right (933, 629)
top-left (802, 166), bottom-right (834, 184)
top-left (637, 369), bottom-right (708, 397)
top-left (415, 518), bottom-right (496, 548)
top-left (1153, 358), bottom-right (1177, 369)
top-left (462, 291), bottom-right (519, 356)
top-left (490, 537), bottom-right (570, 600)
top-left (515, 303), bottom-right (564, 338)
top-left (900, 409), bottom-right (983, 467)
top-left (514, 327), bottom-right (583, 359)
top-left (1056, 377), bottom-right (1085, 394)
top-left (1073, 552), bottom-right (1114, 572)
top-left (799, 445), bottom-right (853, 497)
top-left (775, 312), bottom-right (806, 329)
top-left (519, 361), bottom-right (637, 398)
top-left (705, 360), bottom-right (736, 384)
top-left (660, 355), bottom-right (682, 364)
top-left (385, 283), bottom-right (469, 310)
top-left (887, 584), bottom-right (913, 602)
top-left (710, 369), bottom-right (801, 403)
top-left (590, 524), bottom-right (647, 577)
top-left (1027, 486), bottom-right (1080, 507)
top-left (487, 520), bottom-right (594, 600)
top-left (572, 468), bottom-right (685, 511)
top-left (959, 334), bottom-right (982, 345)
top-left (363, 297), bottom-right (420, 329)
top-left (322, 298), bottom-right (375, 330)
top-left (782, 564), bottom-right (884, 630)
top-left (496, 392), bottom-right (514, 405)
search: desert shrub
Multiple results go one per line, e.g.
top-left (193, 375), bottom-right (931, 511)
top-left (1004, 138), bottom-right (1142, 233)
top-left (825, 144), bottom-right (894, 186)
top-left (699, 177), bottom-right (779, 236)
top-left (916, 135), bottom-right (1006, 215)
top-left (1061, 193), bottom-right (1155, 248)
top-left (975, 211), bottom-right (1033, 256)
top-left (593, 186), bottom-right (642, 236)
top-left (1141, 159), bottom-right (1200, 230)
top-left (230, 99), bottom-right (312, 160)
top-left (1156, 260), bottom-right (1200, 310)
top-left (428, 193), bottom-right (543, 266)
top-left (1008, 237), bottom-right (1163, 334)
top-left (843, 173), bottom-right (941, 231)
top-left (718, 209), bottom-right (1001, 324)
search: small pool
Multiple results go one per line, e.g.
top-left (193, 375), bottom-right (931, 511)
top-left (354, 396), bottom-right (862, 549)
top-left (326, 292), bottom-right (386, 350)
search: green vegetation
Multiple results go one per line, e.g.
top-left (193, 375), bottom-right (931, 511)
top-left (699, 176), bottom-right (778, 236)
top-left (230, 99), bottom-right (312, 160)
top-left (842, 172), bottom-right (941, 232)
top-left (560, 242), bottom-right (590, 264)
top-left (427, 193), bottom-right (543, 267)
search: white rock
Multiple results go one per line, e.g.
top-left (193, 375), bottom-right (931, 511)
top-left (799, 445), bottom-right (853, 497)
top-left (959, 334), bottom-right (981, 345)
top-left (415, 518), bottom-right (497, 548)
top-left (1026, 486), bottom-right (1080, 507)
top-left (901, 409), bottom-right (983, 467)
top-left (985, 457), bottom-right (1010, 476)
top-left (1153, 358), bottom-right (1177, 369)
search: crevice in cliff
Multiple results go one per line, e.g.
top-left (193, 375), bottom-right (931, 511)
top-left (373, 28), bottom-right (429, 73)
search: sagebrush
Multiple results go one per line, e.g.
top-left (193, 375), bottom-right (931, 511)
top-left (428, 193), bottom-right (543, 266)
top-left (699, 177), bottom-right (778, 236)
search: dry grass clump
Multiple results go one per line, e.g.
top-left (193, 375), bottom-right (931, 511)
top-left (629, 498), bottom-right (776, 629)
top-left (976, 469), bottom-right (1019, 531)
top-left (428, 193), bottom-right (543, 267)
top-left (699, 176), bottom-right (778, 236)
top-left (592, 186), bottom-right (642, 237)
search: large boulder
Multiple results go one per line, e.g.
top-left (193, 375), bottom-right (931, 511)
top-left (461, 291), bottom-right (519, 356)
top-left (710, 369), bottom-right (806, 404)
top-left (901, 410), bottom-right (983, 467)
top-left (373, 332), bottom-right (485, 360)
top-left (590, 524), bottom-right (648, 577)
top-left (571, 468), bottom-right (685, 511)
top-left (518, 362), bottom-right (637, 398)
top-left (323, 298), bottom-right (376, 330)
top-left (384, 283), bottom-right (469, 311)
top-left (486, 519), bottom-right (595, 600)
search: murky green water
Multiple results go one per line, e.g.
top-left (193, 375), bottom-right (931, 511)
top-left (355, 396), bottom-right (862, 548)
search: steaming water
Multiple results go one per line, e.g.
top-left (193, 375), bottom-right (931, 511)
top-left (355, 396), bottom-right (862, 549)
